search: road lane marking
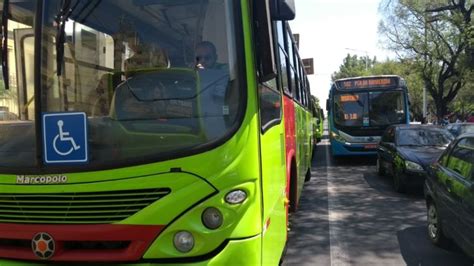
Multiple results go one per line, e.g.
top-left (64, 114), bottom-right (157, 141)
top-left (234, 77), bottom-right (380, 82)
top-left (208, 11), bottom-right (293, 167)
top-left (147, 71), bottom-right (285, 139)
top-left (324, 130), bottom-right (351, 266)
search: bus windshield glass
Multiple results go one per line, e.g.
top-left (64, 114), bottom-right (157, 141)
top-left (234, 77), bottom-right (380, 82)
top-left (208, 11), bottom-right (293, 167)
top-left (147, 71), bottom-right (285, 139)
top-left (334, 90), bottom-right (406, 127)
top-left (0, 0), bottom-right (242, 170)
top-left (334, 92), bottom-right (367, 127)
top-left (368, 90), bottom-right (406, 126)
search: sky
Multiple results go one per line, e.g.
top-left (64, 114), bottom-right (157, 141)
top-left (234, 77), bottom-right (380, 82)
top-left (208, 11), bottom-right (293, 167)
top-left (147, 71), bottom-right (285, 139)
top-left (289, 0), bottom-right (394, 110)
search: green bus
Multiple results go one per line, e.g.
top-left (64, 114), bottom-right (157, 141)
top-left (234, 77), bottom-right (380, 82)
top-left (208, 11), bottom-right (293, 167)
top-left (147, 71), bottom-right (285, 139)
top-left (0, 0), bottom-right (312, 264)
top-left (310, 96), bottom-right (324, 144)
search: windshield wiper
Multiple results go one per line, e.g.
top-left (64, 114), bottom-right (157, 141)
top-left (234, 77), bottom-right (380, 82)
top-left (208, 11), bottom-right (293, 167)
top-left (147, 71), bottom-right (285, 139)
top-left (1, 0), bottom-right (9, 89)
top-left (55, 0), bottom-right (79, 76)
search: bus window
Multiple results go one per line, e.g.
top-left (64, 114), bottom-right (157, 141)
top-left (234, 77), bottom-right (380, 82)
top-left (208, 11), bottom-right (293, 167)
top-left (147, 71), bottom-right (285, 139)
top-left (0, 1), bottom-right (37, 168)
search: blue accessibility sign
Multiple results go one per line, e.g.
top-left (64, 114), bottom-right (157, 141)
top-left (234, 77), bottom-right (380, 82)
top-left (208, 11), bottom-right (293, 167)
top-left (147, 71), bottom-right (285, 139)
top-left (42, 112), bottom-right (88, 164)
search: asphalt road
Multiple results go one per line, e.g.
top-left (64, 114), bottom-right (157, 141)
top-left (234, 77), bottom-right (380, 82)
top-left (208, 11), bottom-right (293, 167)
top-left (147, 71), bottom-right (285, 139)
top-left (283, 127), bottom-right (474, 266)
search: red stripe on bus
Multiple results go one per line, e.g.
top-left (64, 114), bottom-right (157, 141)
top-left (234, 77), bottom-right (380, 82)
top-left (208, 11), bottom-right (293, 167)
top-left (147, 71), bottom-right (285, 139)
top-left (0, 223), bottom-right (164, 262)
top-left (283, 95), bottom-right (296, 233)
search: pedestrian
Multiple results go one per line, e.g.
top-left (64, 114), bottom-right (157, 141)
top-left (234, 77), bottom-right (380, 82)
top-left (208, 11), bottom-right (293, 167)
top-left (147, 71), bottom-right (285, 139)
top-left (441, 116), bottom-right (449, 126)
top-left (455, 116), bottom-right (462, 123)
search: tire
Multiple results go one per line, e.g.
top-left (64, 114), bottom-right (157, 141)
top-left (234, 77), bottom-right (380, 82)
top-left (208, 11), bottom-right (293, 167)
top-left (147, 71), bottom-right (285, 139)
top-left (289, 163), bottom-right (298, 213)
top-left (376, 157), bottom-right (385, 176)
top-left (304, 169), bottom-right (311, 182)
top-left (427, 201), bottom-right (449, 247)
top-left (393, 167), bottom-right (406, 193)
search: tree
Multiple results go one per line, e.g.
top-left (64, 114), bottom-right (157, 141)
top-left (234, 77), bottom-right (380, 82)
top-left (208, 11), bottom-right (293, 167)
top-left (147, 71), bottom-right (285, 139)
top-left (331, 54), bottom-right (376, 81)
top-left (379, 0), bottom-right (473, 119)
top-left (450, 69), bottom-right (474, 119)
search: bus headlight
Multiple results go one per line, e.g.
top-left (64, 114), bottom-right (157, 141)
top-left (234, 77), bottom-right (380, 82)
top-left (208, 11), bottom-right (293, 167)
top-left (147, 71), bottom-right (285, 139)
top-left (330, 131), bottom-right (345, 142)
top-left (225, 189), bottom-right (247, 204)
top-left (202, 207), bottom-right (223, 229)
top-left (173, 231), bottom-right (194, 253)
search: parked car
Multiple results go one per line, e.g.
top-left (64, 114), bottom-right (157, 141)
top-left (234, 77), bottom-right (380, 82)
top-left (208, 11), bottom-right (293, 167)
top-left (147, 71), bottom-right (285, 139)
top-left (376, 125), bottom-right (453, 192)
top-left (445, 122), bottom-right (474, 137)
top-left (0, 110), bottom-right (19, 121)
top-left (424, 133), bottom-right (474, 258)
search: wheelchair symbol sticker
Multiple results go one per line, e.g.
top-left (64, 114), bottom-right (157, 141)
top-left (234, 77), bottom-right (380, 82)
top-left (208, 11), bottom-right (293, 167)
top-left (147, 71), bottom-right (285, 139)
top-left (43, 112), bottom-right (88, 164)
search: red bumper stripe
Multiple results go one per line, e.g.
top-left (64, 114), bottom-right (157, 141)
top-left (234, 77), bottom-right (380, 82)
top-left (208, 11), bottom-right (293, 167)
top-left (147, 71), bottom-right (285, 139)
top-left (0, 223), bottom-right (164, 262)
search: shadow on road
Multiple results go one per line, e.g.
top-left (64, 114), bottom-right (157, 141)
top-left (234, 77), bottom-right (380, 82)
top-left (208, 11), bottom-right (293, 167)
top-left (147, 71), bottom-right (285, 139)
top-left (397, 226), bottom-right (474, 266)
top-left (284, 139), bottom-right (473, 265)
top-left (283, 142), bottom-right (330, 265)
top-left (332, 155), bottom-right (376, 167)
top-left (363, 171), bottom-right (424, 199)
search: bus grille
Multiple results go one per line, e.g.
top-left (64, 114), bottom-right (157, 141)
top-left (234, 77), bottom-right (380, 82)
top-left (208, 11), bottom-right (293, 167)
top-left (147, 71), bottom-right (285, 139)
top-left (0, 188), bottom-right (170, 224)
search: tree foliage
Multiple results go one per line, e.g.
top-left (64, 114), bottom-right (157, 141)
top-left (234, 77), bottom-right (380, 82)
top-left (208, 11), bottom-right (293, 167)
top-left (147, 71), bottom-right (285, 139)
top-left (331, 54), bottom-right (376, 80)
top-left (378, 0), bottom-right (473, 119)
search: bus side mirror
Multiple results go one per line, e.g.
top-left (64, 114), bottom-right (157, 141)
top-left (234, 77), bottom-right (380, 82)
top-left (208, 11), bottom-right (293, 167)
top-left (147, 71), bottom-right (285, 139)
top-left (326, 99), bottom-right (330, 111)
top-left (270, 0), bottom-right (296, 21)
top-left (254, 0), bottom-right (277, 83)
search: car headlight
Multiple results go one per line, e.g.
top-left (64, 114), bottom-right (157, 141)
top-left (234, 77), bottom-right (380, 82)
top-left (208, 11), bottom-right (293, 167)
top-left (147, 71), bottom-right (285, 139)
top-left (405, 160), bottom-right (423, 171)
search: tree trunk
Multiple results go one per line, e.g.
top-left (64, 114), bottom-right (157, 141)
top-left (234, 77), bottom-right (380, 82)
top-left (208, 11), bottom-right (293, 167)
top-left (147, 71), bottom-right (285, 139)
top-left (435, 98), bottom-right (448, 121)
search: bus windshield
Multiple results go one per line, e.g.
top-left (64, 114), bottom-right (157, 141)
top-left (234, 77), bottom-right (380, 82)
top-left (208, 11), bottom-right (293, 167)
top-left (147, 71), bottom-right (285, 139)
top-left (0, 0), bottom-right (242, 171)
top-left (334, 90), bottom-right (406, 127)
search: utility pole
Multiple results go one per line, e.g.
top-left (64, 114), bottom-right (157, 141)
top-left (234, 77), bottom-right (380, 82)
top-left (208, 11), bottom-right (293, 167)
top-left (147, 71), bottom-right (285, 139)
top-left (423, 86), bottom-right (427, 120)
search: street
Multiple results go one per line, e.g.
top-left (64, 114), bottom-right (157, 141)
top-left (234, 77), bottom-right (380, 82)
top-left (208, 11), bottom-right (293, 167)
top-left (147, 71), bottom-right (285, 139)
top-left (283, 127), bottom-right (474, 266)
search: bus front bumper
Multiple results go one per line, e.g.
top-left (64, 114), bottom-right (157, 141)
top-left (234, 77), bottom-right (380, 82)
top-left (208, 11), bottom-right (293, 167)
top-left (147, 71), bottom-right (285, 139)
top-left (0, 235), bottom-right (261, 266)
top-left (330, 139), bottom-right (378, 156)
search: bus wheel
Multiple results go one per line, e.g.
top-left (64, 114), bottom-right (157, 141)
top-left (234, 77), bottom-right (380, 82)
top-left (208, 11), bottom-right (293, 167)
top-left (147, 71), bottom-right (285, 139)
top-left (289, 163), bottom-right (298, 213)
top-left (304, 168), bottom-right (311, 182)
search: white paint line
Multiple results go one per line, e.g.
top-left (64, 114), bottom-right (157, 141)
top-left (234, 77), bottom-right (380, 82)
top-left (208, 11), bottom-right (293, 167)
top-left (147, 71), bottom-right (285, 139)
top-left (324, 126), bottom-right (351, 266)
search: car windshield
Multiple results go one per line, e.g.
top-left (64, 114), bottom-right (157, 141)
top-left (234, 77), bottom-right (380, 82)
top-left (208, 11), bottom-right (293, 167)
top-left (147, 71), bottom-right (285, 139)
top-left (0, 0), bottom-right (242, 170)
top-left (397, 128), bottom-right (453, 146)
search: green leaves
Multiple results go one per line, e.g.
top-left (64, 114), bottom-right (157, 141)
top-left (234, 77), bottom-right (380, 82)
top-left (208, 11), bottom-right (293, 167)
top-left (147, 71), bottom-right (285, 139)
top-left (378, 0), bottom-right (473, 119)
